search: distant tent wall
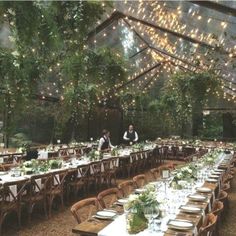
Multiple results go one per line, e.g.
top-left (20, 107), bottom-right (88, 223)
top-left (223, 112), bottom-right (236, 140)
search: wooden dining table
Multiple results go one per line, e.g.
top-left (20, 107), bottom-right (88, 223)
top-left (72, 170), bottom-right (224, 236)
top-left (71, 149), bottom-right (232, 236)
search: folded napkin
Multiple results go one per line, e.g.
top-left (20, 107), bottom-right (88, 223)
top-left (6, 185), bottom-right (17, 202)
top-left (54, 174), bottom-right (60, 185)
top-left (35, 179), bottom-right (42, 192)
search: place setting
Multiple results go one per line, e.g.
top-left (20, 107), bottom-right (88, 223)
top-left (93, 210), bottom-right (118, 221)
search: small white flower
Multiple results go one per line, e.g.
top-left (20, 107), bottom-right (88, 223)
top-left (129, 194), bottom-right (138, 202)
top-left (94, 151), bottom-right (100, 156)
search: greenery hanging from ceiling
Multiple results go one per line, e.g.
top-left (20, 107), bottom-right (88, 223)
top-left (0, 1), bottom-right (128, 145)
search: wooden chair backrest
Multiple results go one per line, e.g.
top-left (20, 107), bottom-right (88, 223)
top-left (29, 173), bottom-right (51, 196)
top-left (150, 168), bottom-right (159, 180)
top-left (90, 161), bottom-right (102, 175)
top-left (118, 180), bottom-right (134, 197)
top-left (71, 197), bottom-right (99, 224)
top-left (1, 179), bottom-right (29, 205)
top-left (49, 170), bottom-right (68, 192)
top-left (211, 200), bottom-right (224, 216)
top-left (133, 174), bottom-right (146, 188)
top-left (97, 187), bottom-right (121, 209)
top-left (199, 213), bottom-right (217, 236)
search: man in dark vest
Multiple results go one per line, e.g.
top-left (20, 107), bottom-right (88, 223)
top-left (98, 129), bottom-right (114, 152)
top-left (123, 124), bottom-right (138, 145)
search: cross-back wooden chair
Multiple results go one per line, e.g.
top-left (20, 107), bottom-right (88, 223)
top-left (58, 149), bottom-right (68, 157)
top-left (89, 161), bottom-right (102, 191)
top-left (128, 152), bottom-right (139, 176)
top-left (74, 148), bottom-right (83, 158)
top-left (171, 146), bottom-right (178, 159)
top-left (0, 179), bottom-right (29, 234)
top-left (97, 188), bottom-right (122, 209)
top-left (133, 174), bottom-right (146, 188)
top-left (162, 146), bottom-right (169, 160)
top-left (199, 213), bottom-right (217, 236)
top-left (118, 180), bottom-right (134, 198)
top-left (46, 169), bottom-right (68, 217)
top-left (23, 173), bottom-right (51, 223)
top-left (71, 197), bottom-right (100, 224)
top-left (211, 200), bottom-right (224, 234)
top-left (136, 151), bottom-right (144, 173)
top-left (141, 150), bottom-right (149, 169)
top-left (101, 158), bottom-right (118, 187)
top-left (149, 148), bottom-right (158, 167)
top-left (222, 182), bottom-right (230, 193)
top-left (217, 190), bottom-right (228, 214)
top-left (67, 164), bottom-right (90, 199)
top-left (118, 156), bottom-right (130, 178)
top-left (211, 200), bottom-right (224, 216)
top-left (150, 168), bottom-right (159, 181)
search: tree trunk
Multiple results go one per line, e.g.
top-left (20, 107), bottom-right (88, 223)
top-left (87, 108), bottom-right (91, 141)
top-left (222, 112), bottom-right (236, 140)
top-left (192, 102), bottom-right (203, 137)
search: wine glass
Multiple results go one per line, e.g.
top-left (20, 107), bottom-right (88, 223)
top-left (152, 206), bottom-right (161, 232)
top-left (144, 207), bottom-right (153, 232)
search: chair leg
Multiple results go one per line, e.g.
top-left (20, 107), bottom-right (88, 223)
top-left (60, 194), bottom-right (64, 209)
top-left (17, 208), bottom-right (22, 229)
top-left (43, 200), bottom-right (48, 219)
top-left (0, 214), bottom-right (4, 236)
top-left (27, 204), bottom-right (33, 224)
top-left (74, 187), bottom-right (78, 200)
top-left (48, 196), bottom-right (54, 218)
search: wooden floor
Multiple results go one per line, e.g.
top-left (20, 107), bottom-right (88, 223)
top-left (2, 161), bottom-right (235, 236)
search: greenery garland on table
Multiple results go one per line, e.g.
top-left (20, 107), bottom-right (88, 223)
top-left (21, 159), bottom-right (62, 174)
top-left (171, 164), bottom-right (197, 189)
top-left (124, 185), bottom-right (160, 234)
top-left (201, 149), bottom-right (221, 166)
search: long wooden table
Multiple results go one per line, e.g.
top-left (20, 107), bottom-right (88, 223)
top-left (72, 157), bottom-right (229, 236)
top-left (72, 183), bottom-right (216, 236)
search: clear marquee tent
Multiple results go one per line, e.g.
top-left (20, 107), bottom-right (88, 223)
top-left (1, 1), bottom-right (235, 105)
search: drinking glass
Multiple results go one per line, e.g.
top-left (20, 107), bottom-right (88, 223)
top-left (152, 206), bottom-right (160, 232)
top-left (144, 207), bottom-right (153, 232)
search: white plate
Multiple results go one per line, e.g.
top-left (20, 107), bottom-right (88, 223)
top-left (135, 188), bottom-right (145, 193)
top-left (196, 187), bottom-right (212, 193)
top-left (211, 172), bottom-right (221, 176)
top-left (168, 220), bottom-right (194, 230)
top-left (206, 178), bottom-right (218, 183)
top-left (179, 205), bottom-right (202, 213)
top-left (0, 171), bottom-right (7, 176)
top-left (188, 194), bottom-right (207, 201)
top-left (117, 199), bottom-right (128, 205)
top-left (95, 211), bottom-right (116, 219)
top-left (208, 175), bottom-right (219, 179)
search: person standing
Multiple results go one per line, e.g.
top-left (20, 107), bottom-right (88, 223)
top-left (123, 124), bottom-right (138, 145)
top-left (98, 129), bottom-right (114, 152)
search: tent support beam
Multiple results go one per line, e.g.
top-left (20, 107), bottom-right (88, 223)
top-left (190, 1), bottom-right (236, 17)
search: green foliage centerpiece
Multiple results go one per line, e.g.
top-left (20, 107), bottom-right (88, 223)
top-left (202, 150), bottom-right (220, 166)
top-left (171, 164), bottom-right (197, 189)
top-left (124, 185), bottom-right (159, 234)
top-left (21, 159), bottom-right (62, 174)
